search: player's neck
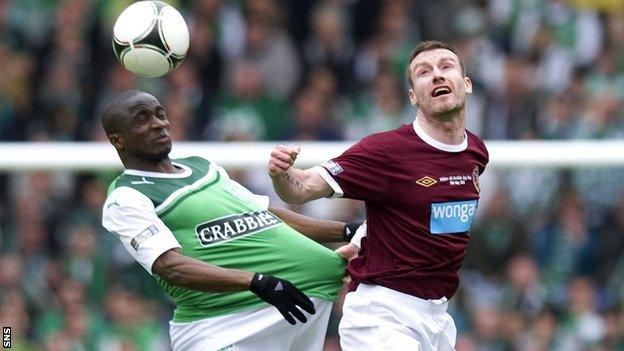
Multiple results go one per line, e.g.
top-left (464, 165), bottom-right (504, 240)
top-left (416, 112), bottom-right (466, 145)
top-left (123, 157), bottom-right (181, 174)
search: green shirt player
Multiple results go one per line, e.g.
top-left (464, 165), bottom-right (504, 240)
top-left (100, 91), bottom-right (362, 351)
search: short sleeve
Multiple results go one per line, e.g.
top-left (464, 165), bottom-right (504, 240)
top-left (102, 187), bottom-right (181, 274)
top-left (314, 141), bottom-right (389, 201)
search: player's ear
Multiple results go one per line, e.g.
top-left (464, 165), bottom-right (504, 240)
top-left (464, 76), bottom-right (473, 94)
top-left (408, 88), bottom-right (418, 106)
top-left (108, 133), bottom-right (125, 150)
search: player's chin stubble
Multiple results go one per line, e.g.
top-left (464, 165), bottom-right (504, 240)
top-left (139, 144), bottom-right (171, 163)
top-left (430, 96), bottom-right (465, 117)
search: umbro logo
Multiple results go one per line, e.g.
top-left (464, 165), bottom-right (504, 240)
top-left (416, 176), bottom-right (437, 187)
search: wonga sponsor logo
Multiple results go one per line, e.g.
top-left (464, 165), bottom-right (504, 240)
top-left (430, 200), bottom-right (478, 234)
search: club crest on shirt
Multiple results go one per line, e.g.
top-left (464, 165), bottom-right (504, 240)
top-left (416, 176), bottom-right (437, 187)
top-left (322, 160), bottom-right (343, 175)
top-left (472, 165), bottom-right (481, 193)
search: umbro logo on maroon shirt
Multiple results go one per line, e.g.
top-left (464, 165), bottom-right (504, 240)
top-left (415, 176), bottom-right (437, 187)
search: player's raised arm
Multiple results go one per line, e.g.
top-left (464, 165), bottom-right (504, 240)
top-left (268, 144), bottom-right (333, 204)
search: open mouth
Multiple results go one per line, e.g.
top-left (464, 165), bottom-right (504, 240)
top-left (431, 86), bottom-right (452, 97)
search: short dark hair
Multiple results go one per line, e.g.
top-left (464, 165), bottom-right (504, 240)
top-left (405, 40), bottom-right (466, 88)
top-left (101, 90), bottom-right (145, 135)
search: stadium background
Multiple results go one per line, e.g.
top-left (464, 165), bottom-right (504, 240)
top-left (1, 0), bottom-right (624, 350)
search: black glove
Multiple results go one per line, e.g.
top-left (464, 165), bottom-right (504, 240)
top-left (343, 221), bottom-right (364, 242)
top-left (249, 273), bottom-right (316, 325)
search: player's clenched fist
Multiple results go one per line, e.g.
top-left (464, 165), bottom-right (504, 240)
top-left (268, 144), bottom-right (301, 176)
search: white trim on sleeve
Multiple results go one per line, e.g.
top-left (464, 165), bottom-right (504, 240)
top-left (312, 166), bottom-right (344, 198)
top-left (102, 186), bottom-right (181, 274)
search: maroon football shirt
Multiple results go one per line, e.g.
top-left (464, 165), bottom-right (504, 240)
top-left (315, 121), bottom-right (489, 299)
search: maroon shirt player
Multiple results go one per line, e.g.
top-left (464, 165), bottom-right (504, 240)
top-left (268, 40), bottom-right (489, 351)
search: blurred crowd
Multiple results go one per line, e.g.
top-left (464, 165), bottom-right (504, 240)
top-left (1, 0), bottom-right (624, 350)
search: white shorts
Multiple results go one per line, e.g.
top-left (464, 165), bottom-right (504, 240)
top-left (169, 298), bottom-right (332, 351)
top-left (339, 284), bottom-right (457, 351)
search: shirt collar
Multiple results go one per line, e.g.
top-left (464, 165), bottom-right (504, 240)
top-left (412, 118), bottom-right (467, 152)
top-left (124, 162), bottom-right (192, 178)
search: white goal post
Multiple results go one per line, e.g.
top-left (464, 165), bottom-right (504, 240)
top-left (0, 141), bottom-right (623, 171)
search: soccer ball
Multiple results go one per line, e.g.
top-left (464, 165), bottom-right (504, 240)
top-left (112, 1), bottom-right (189, 78)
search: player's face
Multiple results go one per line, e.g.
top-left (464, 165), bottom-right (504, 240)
top-left (407, 49), bottom-right (472, 118)
top-left (120, 93), bottom-right (172, 162)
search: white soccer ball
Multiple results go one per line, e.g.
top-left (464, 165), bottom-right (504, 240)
top-left (112, 1), bottom-right (189, 78)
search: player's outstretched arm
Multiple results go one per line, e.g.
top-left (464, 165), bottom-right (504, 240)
top-left (152, 249), bottom-right (315, 324)
top-left (153, 248), bottom-right (254, 291)
top-left (269, 207), bottom-right (362, 243)
top-left (268, 144), bottom-right (333, 204)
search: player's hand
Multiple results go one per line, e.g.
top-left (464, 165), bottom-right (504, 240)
top-left (250, 273), bottom-right (315, 325)
top-left (268, 144), bottom-right (300, 177)
top-left (335, 243), bottom-right (360, 261)
top-left (336, 220), bottom-right (365, 260)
